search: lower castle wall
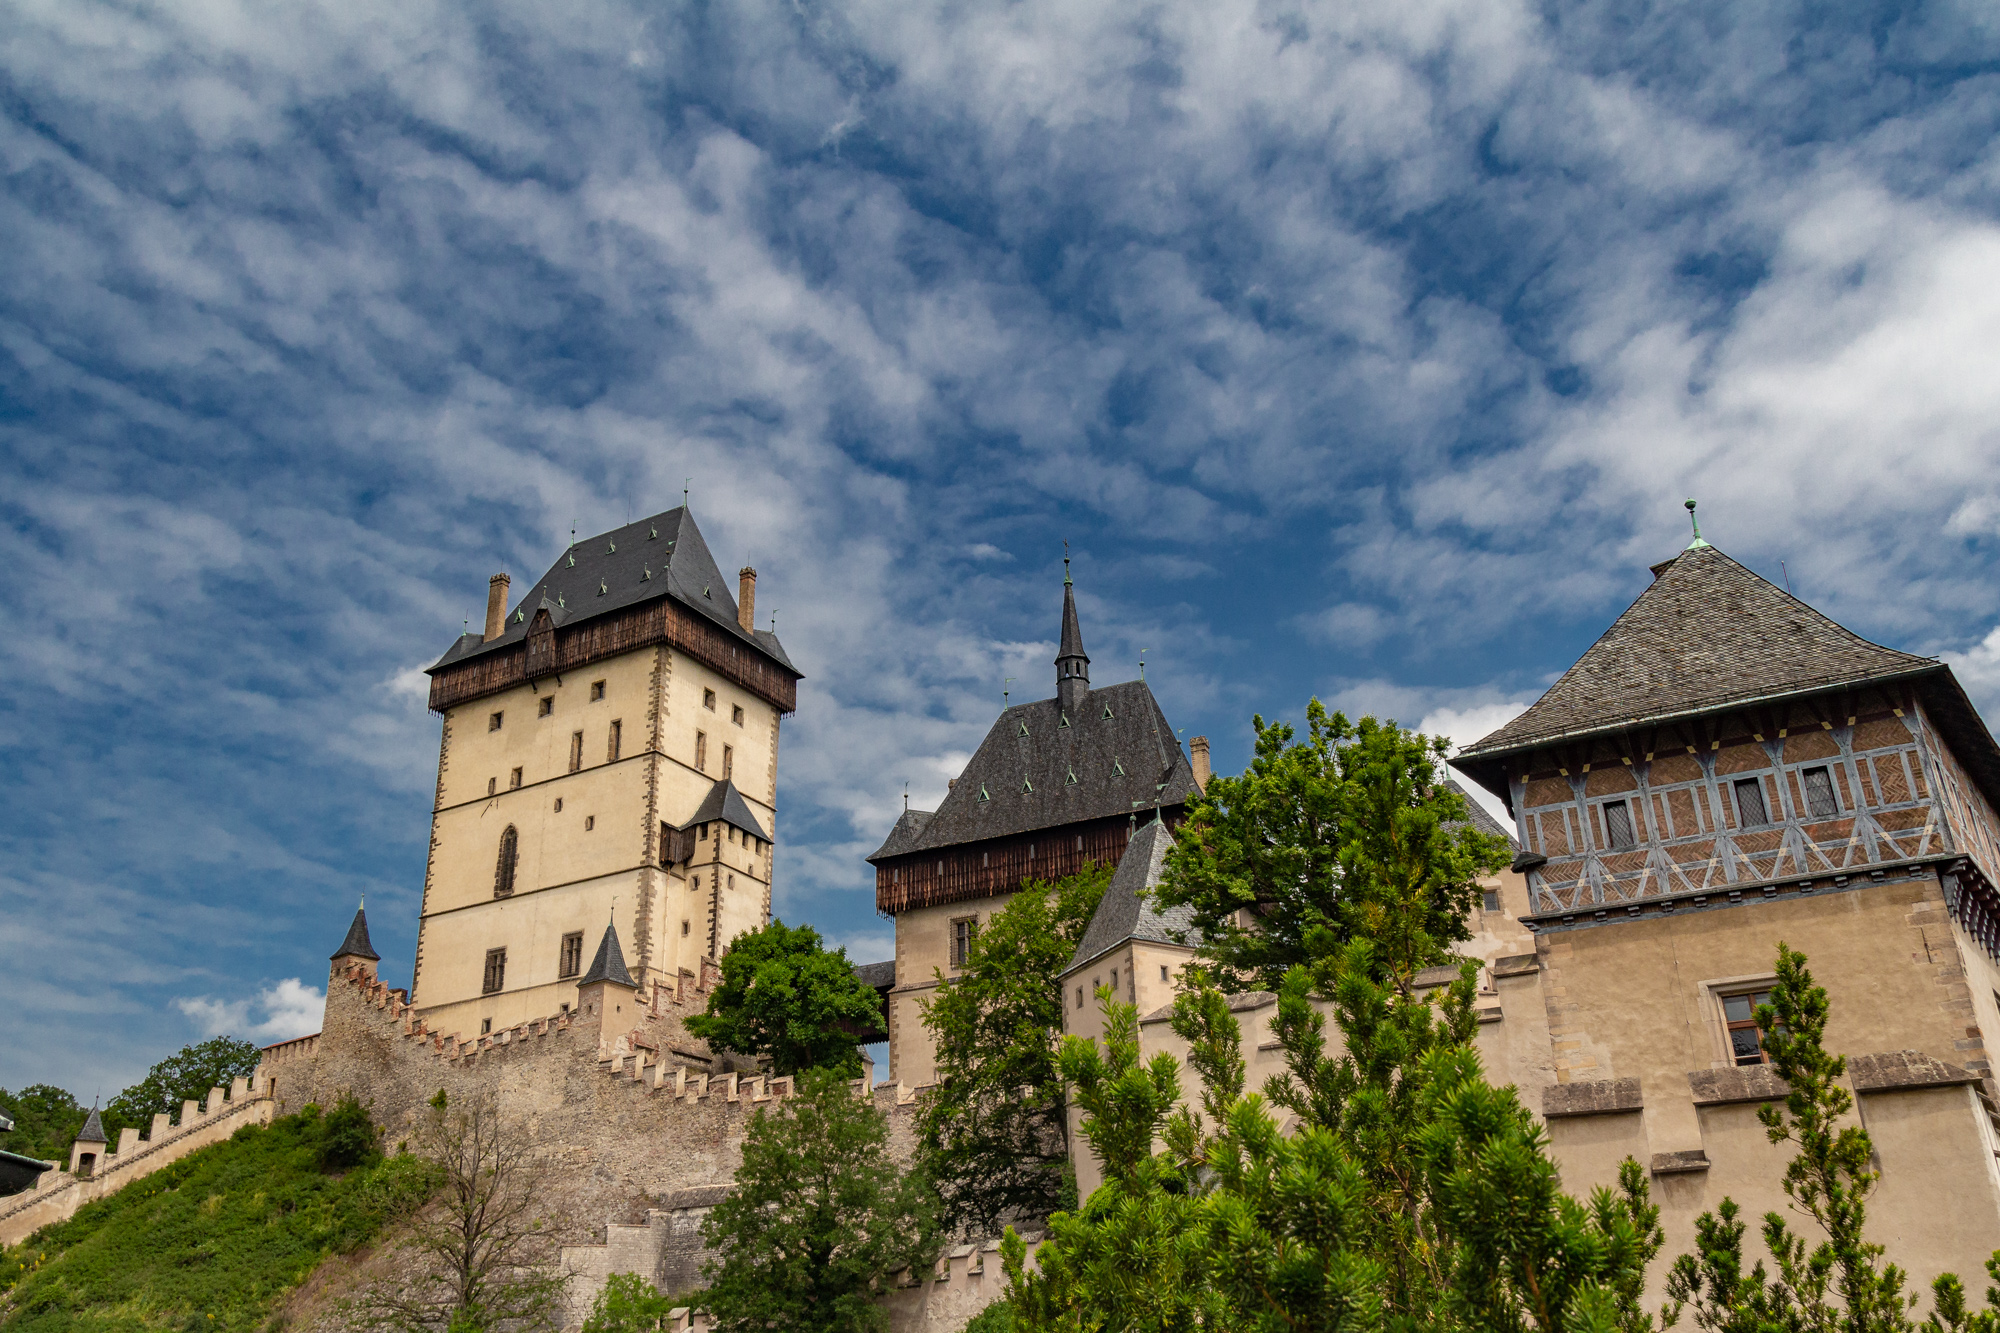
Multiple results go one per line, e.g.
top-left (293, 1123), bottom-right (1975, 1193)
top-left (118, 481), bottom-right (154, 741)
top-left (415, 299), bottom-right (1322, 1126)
top-left (0, 1078), bottom-right (275, 1249)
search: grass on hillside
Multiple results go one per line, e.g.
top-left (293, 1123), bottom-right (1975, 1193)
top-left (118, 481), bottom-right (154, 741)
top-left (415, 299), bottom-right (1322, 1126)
top-left (0, 1100), bottom-right (436, 1332)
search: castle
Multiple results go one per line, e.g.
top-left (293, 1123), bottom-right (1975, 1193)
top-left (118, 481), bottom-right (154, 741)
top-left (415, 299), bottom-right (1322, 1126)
top-left (8, 511), bottom-right (2000, 1320)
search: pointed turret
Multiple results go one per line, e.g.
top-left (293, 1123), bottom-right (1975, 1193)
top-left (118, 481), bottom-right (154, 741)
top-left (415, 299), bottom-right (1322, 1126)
top-left (1055, 556), bottom-right (1091, 716)
top-left (331, 903), bottom-right (380, 964)
top-left (578, 919), bottom-right (637, 990)
top-left (75, 1105), bottom-right (106, 1146)
top-left (67, 1102), bottom-right (107, 1178)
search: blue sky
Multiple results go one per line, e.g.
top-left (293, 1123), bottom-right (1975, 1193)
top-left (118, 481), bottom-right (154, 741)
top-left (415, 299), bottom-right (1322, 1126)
top-left (6, 0), bottom-right (2000, 1093)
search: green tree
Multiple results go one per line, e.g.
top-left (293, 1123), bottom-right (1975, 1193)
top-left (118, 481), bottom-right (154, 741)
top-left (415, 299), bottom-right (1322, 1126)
top-left (1661, 945), bottom-right (2000, 1333)
top-left (105, 1035), bottom-right (261, 1136)
top-left (686, 919), bottom-right (883, 1076)
top-left (1153, 702), bottom-right (1508, 992)
top-left (917, 861), bottom-right (1111, 1235)
top-left (701, 1066), bottom-right (940, 1332)
top-left (0, 1084), bottom-right (86, 1164)
top-left (582, 1272), bottom-right (679, 1332)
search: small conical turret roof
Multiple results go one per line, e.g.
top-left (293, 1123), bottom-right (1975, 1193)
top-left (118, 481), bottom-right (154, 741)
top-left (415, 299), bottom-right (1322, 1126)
top-left (331, 903), bottom-right (380, 962)
top-left (75, 1104), bottom-right (106, 1145)
top-left (1065, 817), bottom-right (1200, 975)
top-left (578, 920), bottom-right (636, 989)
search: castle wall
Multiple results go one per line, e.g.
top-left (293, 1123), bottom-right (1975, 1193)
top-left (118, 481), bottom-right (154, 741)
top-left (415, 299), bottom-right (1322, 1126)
top-left (0, 1077), bottom-right (275, 1249)
top-left (888, 890), bottom-right (1021, 1087)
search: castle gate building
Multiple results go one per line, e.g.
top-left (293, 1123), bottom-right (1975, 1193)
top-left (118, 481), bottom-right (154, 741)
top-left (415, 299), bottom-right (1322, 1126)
top-left (869, 567), bottom-right (1205, 1085)
top-left (1449, 533), bottom-right (2000, 1290)
top-left (415, 507), bottom-right (799, 1038)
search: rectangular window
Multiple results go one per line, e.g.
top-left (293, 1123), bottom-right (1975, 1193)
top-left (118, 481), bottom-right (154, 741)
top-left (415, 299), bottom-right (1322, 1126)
top-left (1109, 968), bottom-right (1118, 991)
top-left (483, 948), bottom-right (507, 995)
top-left (1722, 988), bottom-right (1776, 1066)
top-left (696, 731), bottom-right (708, 770)
top-left (558, 931), bottom-right (584, 979)
top-left (732, 704), bottom-right (744, 725)
top-left (1076, 986), bottom-right (1084, 1009)
top-left (723, 744), bottom-right (734, 780)
top-left (489, 711), bottom-right (503, 731)
top-left (1802, 766), bottom-right (1839, 818)
top-left (1734, 778), bottom-right (1770, 827)
top-left (1160, 965), bottom-right (1170, 983)
top-left (481, 1018), bottom-right (492, 1035)
top-left (1483, 889), bottom-right (1501, 912)
top-left (509, 767), bottom-right (522, 790)
top-left (569, 731), bottom-right (584, 773)
top-left (1603, 800), bottom-right (1636, 850)
top-left (488, 777), bottom-right (497, 797)
top-left (590, 680), bottom-right (605, 701)
top-left (539, 696), bottom-right (553, 717)
top-left (703, 689), bottom-right (717, 711)
top-left (950, 917), bottom-right (977, 968)
top-left (608, 720), bottom-right (622, 763)
top-left (584, 815), bottom-right (595, 831)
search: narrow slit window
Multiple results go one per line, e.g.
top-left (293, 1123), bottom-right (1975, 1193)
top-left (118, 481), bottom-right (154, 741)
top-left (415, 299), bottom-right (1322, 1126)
top-left (1802, 766), bottom-right (1839, 818)
top-left (494, 826), bottom-right (518, 898)
top-left (607, 719), bottom-right (622, 763)
top-left (584, 815), bottom-right (594, 831)
top-left (510, 767), bottom-right (522, 790)
top-left (488, 777), bottom-right (497, 797)
top-left (951, 917), bottom-right (977, 968)
top-left (483, 948), bottom-right (507, 995)
top-left (558, 931), bottom-right (584, 979)
top-left (1603, 800), bottom-right (1636, 850)
top-left (1160, 965), bottom-right (1169, 983)
top-left (1734, 778), bottom-right (1770, 827)
top-left (696, 731), bottom-right (708, 770)
top-left (569, 731), bottom-right (584, 772)
top-left (723, 744), bottom-right (734, 780)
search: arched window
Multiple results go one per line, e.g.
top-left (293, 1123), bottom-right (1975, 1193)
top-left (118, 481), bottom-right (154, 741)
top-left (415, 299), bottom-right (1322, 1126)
top-left (495, 826), bottom-right (519, 898)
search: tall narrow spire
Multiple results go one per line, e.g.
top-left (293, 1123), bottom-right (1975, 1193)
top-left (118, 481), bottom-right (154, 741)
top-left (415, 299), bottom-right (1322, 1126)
top-left (1055, 554), bottom-right (1090, 715)
top-left (331, 901), bottom-right (380, 962)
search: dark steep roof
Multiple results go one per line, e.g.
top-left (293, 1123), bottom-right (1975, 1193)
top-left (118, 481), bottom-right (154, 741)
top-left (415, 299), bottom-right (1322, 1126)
top-left (682, 779), bottom-right (770, 841)
top-left (578, 922), bottom-right (636, 989)
top-left (867, 679), bottom-right (1200, 861)
top-left (427, 506), bottom-right (795, 677)
top-left (1065, 817), bottom-right (1200, 974)
top-left (853, 960), bottom-right (896, 990)
top-left (1459, 543), bottom-right (1933, 761)
top-left (75, 1105), bottom-right (107, 1145)
top-left (1058, 581), bottom-right (1088, 666)
top-left (331, 904), bottom-right (380, 962)
top-left (870, 809), bottom-right (934, 861)
top-left (1445, 779), bottom-right (1518, 850)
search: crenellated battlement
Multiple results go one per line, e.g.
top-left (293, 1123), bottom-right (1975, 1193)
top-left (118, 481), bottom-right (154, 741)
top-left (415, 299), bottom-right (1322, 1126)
top-left (0, 1074), bottom-right (276, 1249)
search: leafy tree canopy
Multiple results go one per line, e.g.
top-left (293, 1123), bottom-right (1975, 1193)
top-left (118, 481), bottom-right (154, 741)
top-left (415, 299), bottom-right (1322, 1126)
top-left (917, 861), bottom-right (1110, 1236)
top-left (105, 1035), bottom-right (262, 1136)
top-left (1153, 701), bottom-right (1509, 992)
top-left (582, 1272), bottom-right (679, 1332)
top-left (0, 1084), bottom-right (86, 1165)
top-left (701, 1066), bottom-right (940, 1332)
top-left (685, 920), bottom-right (884, 1077)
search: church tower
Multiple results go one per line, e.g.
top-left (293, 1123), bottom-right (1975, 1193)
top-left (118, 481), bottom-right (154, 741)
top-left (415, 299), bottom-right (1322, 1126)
top-left (412, 507), bottom-right (800, 1039)
top-left (869, 566), bottom-right (1204, 1085)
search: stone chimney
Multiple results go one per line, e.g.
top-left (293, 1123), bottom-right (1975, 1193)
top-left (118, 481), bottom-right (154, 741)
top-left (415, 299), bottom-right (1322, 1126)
top-left (1190, 736), bottom-right (1211, 792)
top-left (484, 573), bottom-right (511, 641)
top-left (737, 567), bottom-right (757, 634)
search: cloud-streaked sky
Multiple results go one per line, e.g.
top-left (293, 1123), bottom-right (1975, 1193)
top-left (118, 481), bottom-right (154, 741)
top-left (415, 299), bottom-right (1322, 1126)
top-left (5, 0), bottom-right (1999, 1092)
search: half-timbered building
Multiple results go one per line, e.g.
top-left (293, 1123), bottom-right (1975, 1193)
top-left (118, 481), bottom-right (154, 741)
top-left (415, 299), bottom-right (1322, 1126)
top-left (1445, 532), bottom-right (2000, 1292)
top-left (870, 568), bottom-right (1206, 1084)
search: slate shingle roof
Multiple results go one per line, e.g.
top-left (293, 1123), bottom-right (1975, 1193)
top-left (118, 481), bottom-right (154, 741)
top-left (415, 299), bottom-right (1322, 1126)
top-left (578, 922), bottom-right (636, 989)
top-left (1064, 817), bottom-right (1200, 974)
top-left (331, 905), bottom-right (380, 962)
top-left (427, 506), bottom-right (795, 677)
top-left (682, 779), bottom-right (770, 841)
top-left (1459, 543), bottom-right (1933, 761)
top-left (1445, 779), bottom-right (1518, 850)
top-left (866, 679), bottom-right (1199, 861)
top-left (75, 1105), bottom-right (106, 1145)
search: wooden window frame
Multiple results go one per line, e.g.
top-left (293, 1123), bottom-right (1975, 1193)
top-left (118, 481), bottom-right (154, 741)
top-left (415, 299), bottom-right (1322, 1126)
top-left (1802, 765), bottom-right (1840, 819)
top-left (950, 916), bottom-right (977, 969)
top-left (1603, 799), bottom-right (1636, 850)
top-left (494, 826), bottom-right (518, 898)
top-left (1702, 974), bottom-right (1780, 1067)
top-left (483, 947), bottom-right (507, 995)
top-left (1733, 777), bottom-right (1770, 827)
top-left (558, 931), bottom-right (584, 979)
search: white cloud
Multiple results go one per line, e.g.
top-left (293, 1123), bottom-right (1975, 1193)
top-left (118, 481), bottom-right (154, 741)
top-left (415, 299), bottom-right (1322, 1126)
top-left (174, 978), bottom-right (326, 1045)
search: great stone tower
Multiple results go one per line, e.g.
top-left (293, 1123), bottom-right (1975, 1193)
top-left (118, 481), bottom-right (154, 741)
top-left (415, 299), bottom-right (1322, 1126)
top-left (413, 507), bottom-right (799, 1038)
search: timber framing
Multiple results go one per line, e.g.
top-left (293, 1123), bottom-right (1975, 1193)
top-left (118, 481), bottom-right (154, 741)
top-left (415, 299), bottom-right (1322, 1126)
top-left (428, 593), bottom-right (798, 716)
top-left (873, 811), bottom-right (1170, 915)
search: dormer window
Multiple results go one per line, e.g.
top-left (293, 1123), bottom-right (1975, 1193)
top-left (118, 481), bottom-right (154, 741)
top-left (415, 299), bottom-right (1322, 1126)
top-left (1018, 722), bottom-right (1030, 737)
top-left (1059, 713), bottom-right (1071, 729)
top-left (1101, 705), bottom-right (1114, 720)
top-left (1065, 765), bottom-right (1079, 785)
top-left (978, 784), bottom-right (990, 802)
top-left (1113, 759), bottom-right (1125, 777)
top-left (1022, 777), bottom-right (1034, 793)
